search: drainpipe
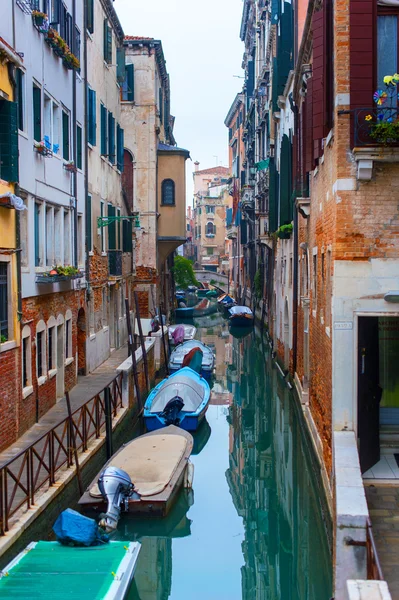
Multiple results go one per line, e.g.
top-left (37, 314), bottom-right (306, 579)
top-left (72, 0), bottom-right (78, 269)
top-left (292, 105), bottom-right (299, 375)
top-left (83, 0), bottom-right (90, 296)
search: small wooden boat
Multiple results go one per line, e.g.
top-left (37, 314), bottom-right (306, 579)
top-left (79, 426), bottom-right (193, 518)
top-left (169, 340), bottom-right (215, 379)
top-left (196, 289), bottom-right (208, 297)
top-left (206, 289), bottom-right (219, 298)
top-left (228, 305), bottom-right (254, 327)
top-left (175, 305), bottom-right (194, 318)
top-left (0, 540), bottom-right (141, 599)
top-left (218, 293), bottom-right (237, 315)
top-left (187, 285), bottom-right (198, 293)
top-left (144, 367), bottom-right (211, 432)
top-left (168, 324), bottom-right (197, 344)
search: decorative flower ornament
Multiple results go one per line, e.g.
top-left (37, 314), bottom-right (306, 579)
top-left (393, 73), bottom-right (399, 83)
top-left (384, 75), bottom-right (394, 85)
top-left (373, 90), bottom-right (388, 105)
top-left (365, 114), bottom-right (372, 121)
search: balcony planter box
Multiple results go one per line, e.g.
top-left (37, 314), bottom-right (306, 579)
top-left (63, 161), bottom-right (77, 173)
top-left (62, 53), bottom-right (80, 71)
top-left (32, 12), bottom-right (47, 28)
top-left (36, 271), bottom-right (83, 284)
top-left (276, 224), bottom-right (293, 240)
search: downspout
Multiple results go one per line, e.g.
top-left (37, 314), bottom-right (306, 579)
top-left (292, 104), bottom-right (299, 375)
top-left (72, 0), bottom-right (78, 269)
top-left (83, 0), bottom-right (90, 297)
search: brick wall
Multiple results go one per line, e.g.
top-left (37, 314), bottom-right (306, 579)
top-left (0, 347), bottom-right (20, 452)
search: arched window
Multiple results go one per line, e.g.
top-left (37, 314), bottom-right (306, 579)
top-left (161, 179), bottom-right (175, 206)
top-left (206, 222), bottom-right (215, 236)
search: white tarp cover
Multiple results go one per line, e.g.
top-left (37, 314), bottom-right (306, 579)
top-left (170, 340), bottom-right (214, 368)
top-left (229, 306), bottom-right (253, 316)
top-left (378, 0), bottom-right (399, 5)
top-left (150, 374), bottom-right (206, 413)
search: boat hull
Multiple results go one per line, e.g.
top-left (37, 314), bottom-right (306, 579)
top-left (169, 365), bottom-right (213, 379)
top-left (229, 315), bottom-right (254, 327)
top-left (144, 406), bottom-right (208, 432)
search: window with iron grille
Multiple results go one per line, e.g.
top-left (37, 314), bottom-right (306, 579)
top-left (37, 331), bottom-right (44, 377)
top-left (161, 179), bottom-right (175, 206)
top-left (48, 326), bottom-right (54, 370)
top-left (0, 263), bottom-right (8, 341)
top-left (23, 336), bottom-right (29, 387)
top-left (66, 318), bottom-right (71, 358)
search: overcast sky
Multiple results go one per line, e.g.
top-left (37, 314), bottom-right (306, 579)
top-left (114, 0), bottom-right (244, 205)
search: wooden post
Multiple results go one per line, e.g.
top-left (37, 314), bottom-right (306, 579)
top-left (159, 305), bottom-right (169, 375)
top-left (65, 392), bottom-right (84, 496)
top-left (125, 297), bottom-right (142, 411)
top-left (134, 291), bottom-right (150, 392)
top-left (104, 387), bottom-right (113, 460)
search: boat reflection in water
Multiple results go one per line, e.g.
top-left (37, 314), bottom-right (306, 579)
top-left (192, 418), bottom-right (211, 455)
top-left (228, 323), bottom-right (253, 339)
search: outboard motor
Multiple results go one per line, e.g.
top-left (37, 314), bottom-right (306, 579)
top-left (98, 466), bottom-right (134, 532)
top-left (160, 396), bottom-right (184, 425)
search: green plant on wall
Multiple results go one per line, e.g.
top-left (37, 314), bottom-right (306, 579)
top-left (254, 269), bottom-right (262, 299)
top-left (172, 256), bottom-right (200, 289)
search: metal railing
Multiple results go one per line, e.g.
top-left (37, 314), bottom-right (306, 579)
top-left (0, 373), bottom-right (123, 535)
top-left (352, 107), bottom-right (399, 147)
top-left (366, 517), bottom-right (384, 581)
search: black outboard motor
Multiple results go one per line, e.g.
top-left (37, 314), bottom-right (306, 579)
top-left (160, 396), bottom-right (184, 425)
top-left (98, 466), bottom-right (134, 532)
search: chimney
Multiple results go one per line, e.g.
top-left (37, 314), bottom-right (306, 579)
top-left (194, 161), bottom-right (200, 172)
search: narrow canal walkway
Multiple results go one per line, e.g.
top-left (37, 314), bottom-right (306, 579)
top-left (117, 315), bottom-right (333, 599)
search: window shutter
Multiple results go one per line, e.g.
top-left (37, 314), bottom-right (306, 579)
top-left (51, 0), bottom-right (60, 24)
top-left (89, 88), bottom-right (96, 146)
top-left (247, 55), bottom-right (255, 99)
top-left (305, 77), bottom-right (314, 173)
top-left (86, 0), bottom-right (94, 33)
top-left (279, 134), bottom-right (292, 225)
top-left (117, 125), bottom-right (124, 171)
top-left (87, 195), bottom-right (92, 251)
top-left (108, 204), bottom-right (116, 250)
top-left (33, 86), bottom-right (41, 142)
top-left (122, 219), bottom-right (133, 253)
top-left (103, 19), bottom-right (108, 61)
top-left (108, 112), bottom-right (115, 163)
top-left (0, 100), bottom-right (19, 183)
top-left (62, 111), bottom-right (69, 160)
top-left (34, 203), bottom-right (40, 266)
top-left (268, 157), bottom-right (278, 232)
top-left (312, 7), bottom-right (325, 152)
top-left (74, 26), bottom-right (81, 61)
top-left (104, 20), bottom-right (112, 63)
top-left (31, 0), bottom-right (40, 10)
top-left (116, 46), bottom-right (126, 83)
top-left (76, 125), bottom-right (82, 169)
top-left (101, 104), bottom-right (107, 154)
top-left (240, 220), bottom-right (248, 245)
top-left (126, 64), bottom-right (134, 101)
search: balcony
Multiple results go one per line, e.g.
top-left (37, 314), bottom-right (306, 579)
top-left (226, 224), bottom-right (238, 239)
top-left (108, 250), bottom-right (122, 277)
top-left (35, 269), bottom-right (84, 284)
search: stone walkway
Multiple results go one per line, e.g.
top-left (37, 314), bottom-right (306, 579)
top-left (365, 484), bottom-right (399, 599)
top-left (0, 345), bottom-right (129, 465)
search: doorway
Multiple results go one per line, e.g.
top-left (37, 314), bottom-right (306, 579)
top-left (77, 308), bottom-right (86, 376)
top-left (109, 285), bottom-right (116, 350)
top-left (358, 316), bottom-right (399, 475)
top-left (56, 323), bottom-right (64, 399)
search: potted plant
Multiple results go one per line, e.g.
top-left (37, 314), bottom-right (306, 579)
top-left (277, 223), bottom-right (293, 239)
top-left (63, 51), bottom-right (80, 71)
top-left (32, 10), bottom-right (47, 28)
top-left (34, 141), bottom-right (49, 156)
top-left (45, 27), bottom-right (57, 47)
top-left (64, 160), bottom-right (77, 173)
top-left (53, 34), bottom-right (67, 57)
top-left (363, 73), bottom-right (399, 145)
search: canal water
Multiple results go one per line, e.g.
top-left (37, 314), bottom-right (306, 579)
top-left (117, 310), bottom-right (333, 600)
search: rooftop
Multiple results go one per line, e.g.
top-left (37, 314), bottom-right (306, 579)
top-left (194, 166), bottom-right (230, 176)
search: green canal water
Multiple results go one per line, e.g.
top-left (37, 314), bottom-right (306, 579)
top-left (117, 313), bottom-right (333, 600)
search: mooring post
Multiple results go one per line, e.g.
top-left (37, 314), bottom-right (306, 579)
top-left (104, 387), bottom-right (113, 460)
top-left (159, 305), bottom-right (169, 374)
top-left (134, 291), bottom-right (150, 392)
top-left (65, 391), bottom-right (83, 495)
top-left (125, 297), bottom-right (142, 412)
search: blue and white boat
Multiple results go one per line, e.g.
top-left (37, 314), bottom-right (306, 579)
top-left (144, 367), bottom-right (211, 432)
top-left (228, 305), bottom-right (254, 327)
top-left (169, 340), bottom-right (215, 379)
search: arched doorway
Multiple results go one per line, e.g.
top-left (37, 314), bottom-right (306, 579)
top-left (77, 308), bottom-right (86, 376)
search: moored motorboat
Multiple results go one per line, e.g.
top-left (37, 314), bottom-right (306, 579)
top-left (169, 340), bottom-right (215, 379)
top-left (228, 305), bottom-right (254, 327)
top-left (144, 367), bottom-right (211, 432)
top-left (217, 293), bottom-right (237, 315)
top-left (168, 324), bottom-right (197, 344)
top-left (79, 426), bottom-right (194, 524)
top-left (175, 305), bottom-right (194, 318)
top-left (206, 289), bottom-right (219, 298)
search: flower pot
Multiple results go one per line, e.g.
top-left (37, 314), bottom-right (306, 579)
top-left (53, 45), bottom-right (65, 57)
top-left (62, 57), bottom-right (73, 70)
top-left (33, 15), bottom-right (45, 26)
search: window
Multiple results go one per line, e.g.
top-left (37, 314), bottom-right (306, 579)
top-left (62, 110), bottom-right (70, 160)
top-left (121, 64), bottom-right (134, 101)
top-left (117, 208), bottom-right (121, 249)
top-left (65, 315), bottom-right (72, 359)
top-left (103, 19), bottom-right (112, 64)
top-left (34, 202), bottom-right (42, 267)
top-left (76, 124), bottom-right (82, 169)
top-left (100, 200), bottom-right (105, 252)
top-left (78, 214), bottom-right (83, 265)
top-left (48, 324), bottom-right (55, 371)
top-left (36, 330), bottom-right (45, 378)
top-left (16, 68), bottom-right (25, 132)
top-left (206, 205), bottom-right (215, 214)
top-left (122, 218), bottom-right (132, 252)
top-left (326, 249), bottom-right (332, 326)
top-left (22, 325), bottom-right (32, 391)
top-left (45, 205), bottom-right (54, 267)
top-left (108, 111), bottom-right (115, 163)
top-left (0, 262), bottom-right (9, 342)
top-left (161, 179), bottom-right (175, 206)
top-left (44, 94), bottom-right (51, 146)
top-left (64, 210), bottom-right (70, 264)
top-left (33, 84), bottom-right (41, 142)
top-left (207, 247), bottom-right (213, 256)
top-left (52, 102), bottom-right (60, 154)
top-left (100, 104), bottom-right (107, 155)
top-left (116, 46), bottom-right (126, 84)
top-left (87, 194), bottom-right (92, 252)
top-left (86, 0), bottom-right (94, 33)
top-left (0, 99), bottom-right (19, 183)
top-left (42, 95), bottom-right (61, 154)
top-left (54, 207), bottom-right (62, 263)
top-left (108, 204), bottom-right (116, 249)
top-left (116, 124), bottom-right (124, 171)
top-left (74, 26), bottom-right (81, 61)
top-left (206, 222), bottom-right (216, 236)
top-left (87, 88), bottom-right (96, 146)
top-left (312, 250), bottom-right (318, 311)
top-left (377, 12), bottom-right (399, 91)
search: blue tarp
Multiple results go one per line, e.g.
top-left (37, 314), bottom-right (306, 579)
top-left (53, 509), bottom-right (109, 546)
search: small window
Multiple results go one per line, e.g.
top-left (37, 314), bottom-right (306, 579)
top-left (161, 179), bottom-right (175, 206)
top-left (103, 18), bottom-right (112, 64)
top-left (33, 84), bottom-right (41, 142)
top-left (207, 247), bottom-right (213, 256)
top-left (22, 326), bottom-right (32, 390)
top-left (0, 262), bottom-right (9, 342)
top-left (76, 124), bottom-right (82, 169)
top-left (16, 69), bottom-right (25, 132)
top-left (206, 205), bottom-right (215, 214)
top-left (121, 64), bottom-right (134, 102)
top-left (206, 222), bottom-right (215, 236)
top-left (65, 313), bottom-right (72, 360)
top-left (48, 324), bottom-right (55, 371)
top-left (86, 0), bottom-right (94, 33)
top-left (88, 88), bottom-right (96, 146)
top-left (37, 330), bottom-right (44, 378)
top-left (62, 110), bottom-right (70, 160)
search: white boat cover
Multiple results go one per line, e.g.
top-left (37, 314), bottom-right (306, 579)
top-left (168, 324), bottom-right (196, 341)
top-left (170, 340), bottom-right (214, 368)
top-left (229, 306), bottom-right (253, 316)
top-left (150, 374), bottom-right (206, 413)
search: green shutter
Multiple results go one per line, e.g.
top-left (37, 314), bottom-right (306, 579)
top-left (86, 0), bottom-right (94, 33)
top-left (108, 204), bottom-right (116, 250)
top-left (100, 104), bottom-right (107, 155)
top-left (117, 124), bottom-right (124, 171)
top-left (76, 125), bottom-right (82, 169)
top-left (269, 157), bottom-right (278, 233)
top-left (87, 195), bottom-right (92, 251)
top-left (88, 88), bottom-right (96, 146)
top-left (16, 69), bottom-right (23, 131)
top-left (34, 203), bottom-right (40, 266)
top-left (117, 208), bottom-right (121, 249)
top-left (108, 112), bottom-right (115, 164)
top-left (279, 134), bottom-right (292, 225)
top-left (104, 19), bottom-right (112, 63)
top-left (33, 85), bottom-right (41, 142)
top-left (125, 64), bottom-right (134, 101)
top-left (103, 19), bottom-right (108, 61)
top-left (62, 111), bottom-right (69, 160)
top-left (116, 46), bottom-right (126, 83)
top-left (122, 218), bottom-right (132, 252)
top-left (0, 100), bottom-right (19, 183)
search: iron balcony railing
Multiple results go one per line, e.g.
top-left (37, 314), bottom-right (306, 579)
top-left (347, 107), bottom-right (399, 147)
top-left (108, 249), bottom-right (123, 276)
